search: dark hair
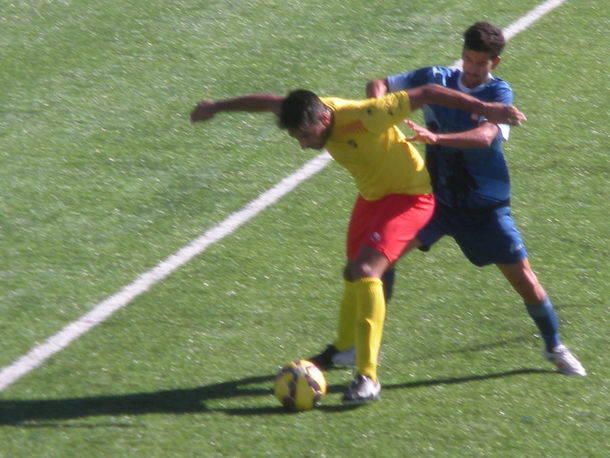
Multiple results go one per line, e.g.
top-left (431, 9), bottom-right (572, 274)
top-left (464, 22), bottom-right (505, 57)
top-left (279, 89), bottom-right (327, 130)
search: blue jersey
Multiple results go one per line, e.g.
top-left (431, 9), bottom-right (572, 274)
top-left (387, 66), bottom-right (512, 210)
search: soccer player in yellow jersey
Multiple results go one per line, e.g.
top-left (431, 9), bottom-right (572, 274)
top-left (191, 85), bottom-right (525, 403)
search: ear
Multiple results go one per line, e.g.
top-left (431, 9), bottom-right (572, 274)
top-left (491, 56), bottom-right (501, 70)
top-left (320, 109), bottom-right (332, 127)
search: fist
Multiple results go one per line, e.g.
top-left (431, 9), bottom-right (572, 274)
top-left (506, 105), bottom-right (527, 126)
top-left (484, 103), bottom-right (527, 126)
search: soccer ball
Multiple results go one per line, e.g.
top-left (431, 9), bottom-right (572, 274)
top-left (273, 359), bottom-right (327, 411)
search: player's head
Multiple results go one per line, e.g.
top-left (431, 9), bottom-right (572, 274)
top-left (461, 22), bottom-right (504, 88)
top-left (279, 89), bottom-right (332, 150)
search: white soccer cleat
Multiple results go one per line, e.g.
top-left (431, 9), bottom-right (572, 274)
top-left (544, 344), bottom-right (587, 376)
top-left (341, 374), bottom-right (381, 404)
top-left (331, 345), bottom-right (356, 367)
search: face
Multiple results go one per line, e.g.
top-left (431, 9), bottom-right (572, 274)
top-left (461, 48), bottom-right (500, 88)
top-left (287, 112), bottom-right (332, 150)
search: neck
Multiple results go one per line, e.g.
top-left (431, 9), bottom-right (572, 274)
top-left (461, 72), bottom-right (490, 89)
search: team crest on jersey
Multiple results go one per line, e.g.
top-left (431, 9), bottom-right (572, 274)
top-left (371, 232), bottom-right (382, 243)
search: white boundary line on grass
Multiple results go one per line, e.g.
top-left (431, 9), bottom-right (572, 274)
top-left (503, 0), bottom-right (567, 40)
top-left (0, 153), bottom-right (332, 391)
top-left (0, 0), bottom-right (568, 392)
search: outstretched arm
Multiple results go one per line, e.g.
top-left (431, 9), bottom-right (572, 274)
top-left (190, 94), bottom-right (284, 122)
top-left (407, 84), bottom-right (526, 126)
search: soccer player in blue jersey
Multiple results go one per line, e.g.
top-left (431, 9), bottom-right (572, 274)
top-left (315, 22), bottom-right (586, 375)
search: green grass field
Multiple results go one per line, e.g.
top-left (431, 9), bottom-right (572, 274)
top-left (1, 0), bottom-right (608, 456)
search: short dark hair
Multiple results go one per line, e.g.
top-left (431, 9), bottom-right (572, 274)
top-left (464, 22), bottom-right (505, 57)
top-left (279, 89), bottom-right (327, 130)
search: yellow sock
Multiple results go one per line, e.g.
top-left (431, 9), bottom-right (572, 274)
top-left (354, 277), bottom-right (385, 382)
top-left (332, 280), bottom-right (356, 351)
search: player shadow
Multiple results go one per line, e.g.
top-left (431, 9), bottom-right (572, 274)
top-left (0, 334), bottom-right (557, 425)
top-left (314, 367), bottom-right (555, 413)
top-left (0, 367), bottom-right (555, 425)
top-left (0, 374), bottom-right (275, 426)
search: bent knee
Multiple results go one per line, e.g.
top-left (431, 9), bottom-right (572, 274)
top-left (350, 262), bottom-right (378, 280)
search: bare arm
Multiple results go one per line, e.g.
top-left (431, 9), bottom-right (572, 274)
top-left (366, 78), bottom-right (389, 98)
top-left (190, 94), bottom-right (283, 122)
top-left (407, 84), bottom-right (525, 126)
top-left (405, 120), bottom-right (500, 148)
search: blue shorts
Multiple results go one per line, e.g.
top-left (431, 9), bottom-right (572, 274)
top-left (417, 204), bottom-right (527, 267)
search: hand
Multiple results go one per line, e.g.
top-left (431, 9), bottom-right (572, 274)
top-left (483, 103), bottom-right (527, 126)
top-left (190, 100), bottom-right (217, 122)
top-left (404, 120), bottom-right (439, 145)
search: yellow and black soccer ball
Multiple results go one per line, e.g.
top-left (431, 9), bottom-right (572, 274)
top-left (273, 359), bottom-right (327, 411)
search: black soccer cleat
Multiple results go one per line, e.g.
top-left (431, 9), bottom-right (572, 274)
top-left (307, 344), bottom-right (340, 370)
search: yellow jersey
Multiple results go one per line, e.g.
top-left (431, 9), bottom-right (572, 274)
top-left (321, 91), bottom-right (431, 201)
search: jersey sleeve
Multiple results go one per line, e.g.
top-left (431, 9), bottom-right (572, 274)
top-left (484, 82), bottom-right (513, 142)
top-left (386, 66), bottom-right (446, 91)
top-left (359, 90), bottom-right (412, 132)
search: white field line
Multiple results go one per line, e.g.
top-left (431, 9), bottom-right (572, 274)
top-left (0, 0), bottom-right (568, 392)
top-left (451, 0), bottom-right (568, 69)
top-left (0, 153), bottom-right (331, 391)
top-left (503, 0), bottom-right (567, 39)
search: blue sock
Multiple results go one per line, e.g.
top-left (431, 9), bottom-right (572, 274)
top-left (525, 297), bottom-right (561, 352)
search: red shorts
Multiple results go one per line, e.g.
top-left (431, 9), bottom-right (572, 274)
top-left (346, 193), bottom-right (435, 263)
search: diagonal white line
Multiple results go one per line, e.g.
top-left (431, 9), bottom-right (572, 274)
top-left (503, 0), bottom-right (568, 40)
top-left (451, 0), bottom-right (568, 69)
top-left (0, 153), bottom-right (331, 391)
top-left (0, 0), bottom-right (569, 391)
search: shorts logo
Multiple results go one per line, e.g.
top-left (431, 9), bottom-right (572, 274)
top-left (371, 232), bottom-right (382, 243)
top-left (510, 243), bottom-right (523, 253)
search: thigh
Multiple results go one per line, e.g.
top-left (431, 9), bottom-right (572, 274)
top-left (416, 203), bottom-right (452, 252)
top-left (454, 207), bottom-right (528, 267)
top-left (346, 195), bottom-right (371, 261)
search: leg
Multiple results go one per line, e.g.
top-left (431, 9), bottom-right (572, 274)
top-left (497, 258), bottom-right (586, 376)
top-left (308, 262), bottom-right (356, 369)
top-left (496, 257), bottom-right (545, 305)
top-left (351, 246), bottom-right (392, 383)
top-left (453, 208), bottom-right (560, 347)
top-left (317, 237), bottom-right (422, 369)
top-left (497, 258), bottom-right (560, 351)
top-left (342, 194), bottom-right (434, 403)
top-left (333, 262), bottom-right (358, 351)
top-left (341, 246), bottom-right (389, 403)
top-left (311, 195), bottom-right (392, 369)
top-left (455, 207), bottom-right (585, 375)
top-left (343, 239), bottom-right (426, 402)
top-left (335, 252), bottom-right (394, 351)
top-left (381, 267), bottom-right (396, 302)
top-left (381, 236), bottom-right (423, 302)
